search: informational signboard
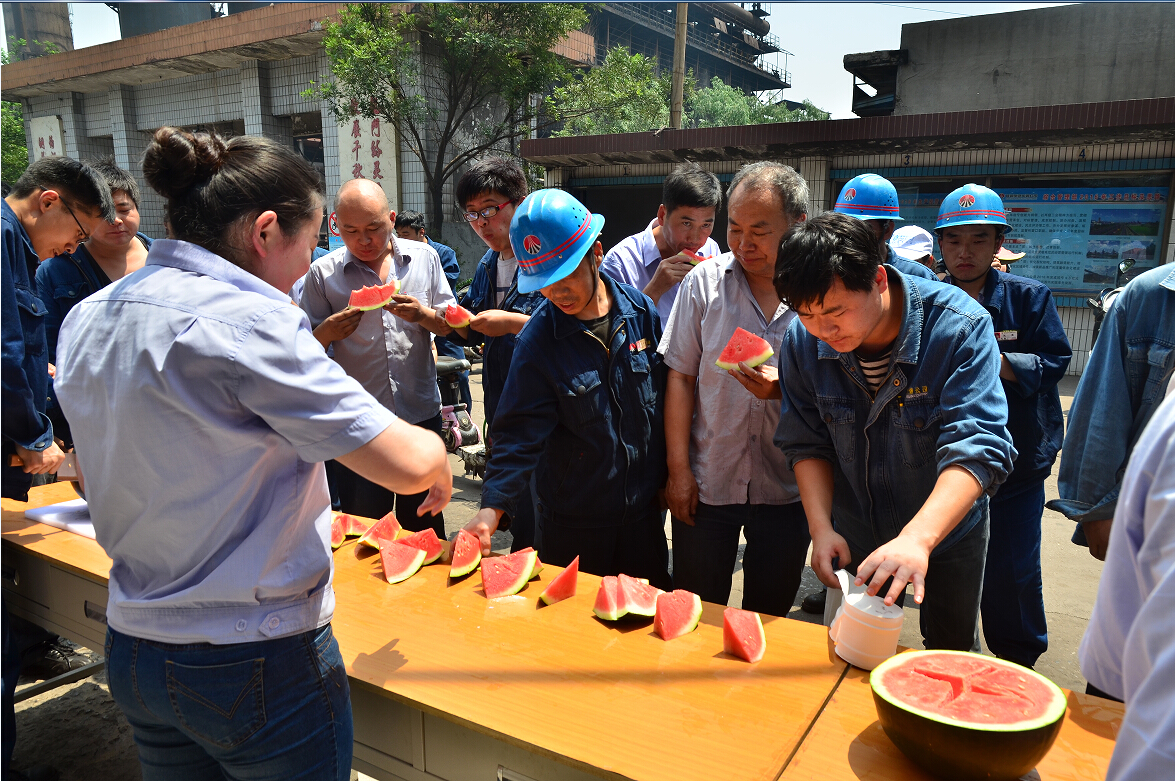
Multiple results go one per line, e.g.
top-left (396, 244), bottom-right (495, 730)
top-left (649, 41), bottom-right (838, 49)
top-left (335, 110), bottom-right (398, 210)
top-left (29, 116), bottom-right (65, 160)
top-left (899, 186), bottom-right (1169, 295)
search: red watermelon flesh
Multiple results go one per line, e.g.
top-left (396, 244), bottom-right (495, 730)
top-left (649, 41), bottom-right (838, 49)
top-left (381, 542), bottom-right (426, 584)
top-left (530, 557), bottom-right (543, 579)
top-left (334, 513), bottom-right (369, 538)
top-left (357, 512), bottom-right (402, 550)
top-left (715, 327), bottom-right (774, 371)
top-left (481, 549), bottom-right (538, 598)
top-left (398, 529), bottom-right (443, 565)
top-left (348, 280), bottom-right (401, 311)
top-left (329, 515), bottom-right (345, 550)
top-left (449, 529), bottom-right (482, 578)
top-left (723, 607), bottom-right (766, 662)
top-left (617, 574), bottom-right (661, 617)
top-left (654, 590), bottom-right (703, 640)
top-left (681, 250), bottom-right (710, 266)
top-left (593, 576), bottom-right (624, 620)
top-left (444, 303), bottom-right (474, 328)
top-left (539, 556), bottom-right (578, 605)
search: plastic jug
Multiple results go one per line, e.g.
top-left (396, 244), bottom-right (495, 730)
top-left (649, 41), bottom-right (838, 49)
top-left (827, 569), bottom-right (904, 670)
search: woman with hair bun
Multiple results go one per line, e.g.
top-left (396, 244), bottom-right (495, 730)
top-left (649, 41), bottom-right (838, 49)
top-left (53, 127), bottom-right (452, 781)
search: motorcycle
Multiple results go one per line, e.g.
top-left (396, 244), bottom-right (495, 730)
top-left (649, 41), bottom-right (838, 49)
top-left (436, 354), bottom-right (486, 479)
top-left (1087, 258), bottom-right (1135, 349)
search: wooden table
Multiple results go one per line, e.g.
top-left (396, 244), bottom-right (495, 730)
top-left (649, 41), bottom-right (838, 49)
top-left (3, 485), bottom-right (1122, 781)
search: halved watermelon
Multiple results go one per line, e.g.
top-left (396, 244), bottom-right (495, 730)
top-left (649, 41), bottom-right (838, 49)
top-left (870, 651), bottom-right (1067, 781)
top-left (329, 515), bottom-right (345, 550)
top-left (348, 279), bottom-right (401, 311)
top-left (449, 529), bottom-right (482, 578)
top-left (444, 303), bottom-right (474, 328)
top-left (539, 556), bottom-right (578, 605)
top-left (381, 542), bottom-right (426, 584)
top-left (654, 590), bottom-right (703, 640)
top-left (617, 574), bottom-right (661, 617)
top-left (481, 549), bottom-right (538, 598)
top-left (334, 513), bottom-right (369, 538)
top-left (357, 512), bottom-right (402, 550)
top-left (723, 607), bottom-right (766, 662)
top-left (592, 576), bottom-right (624, 621)
top-left (398, 529), bottom-right (443, 565)
top-left (715, 327), bottom-right (774, 371)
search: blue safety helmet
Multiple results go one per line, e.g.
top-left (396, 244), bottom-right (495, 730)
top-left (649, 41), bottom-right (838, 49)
top-left (833, 174), bottom-right (903, 221)
top-left (935, 184), bottom-right (1009, 233)
top-left (510, 189), bottom-right (605, 294)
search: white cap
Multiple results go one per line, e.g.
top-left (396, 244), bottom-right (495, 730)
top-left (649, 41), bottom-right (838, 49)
top-left (889, 225), bottom-right (935, 262)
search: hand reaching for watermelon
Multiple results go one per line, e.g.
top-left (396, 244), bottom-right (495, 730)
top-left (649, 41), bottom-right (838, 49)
top-left (644, 254), bottom-right (694, 305)
top-left (313, 307), bottom-right (364, 348)
top-left (463, 507), bottom-right (504, 555)
top-left (726, 361), bottom-right (783, 400)
top-left (855, 534), bottom-right (931, 606)
top-left (468, 310), bottom-right (529, 337)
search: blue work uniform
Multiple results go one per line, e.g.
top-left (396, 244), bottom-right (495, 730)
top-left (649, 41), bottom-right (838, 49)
top-left (887, 245), bottom-right (939, 281)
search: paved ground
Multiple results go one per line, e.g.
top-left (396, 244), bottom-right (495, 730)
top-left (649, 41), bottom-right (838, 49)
top-left (10, 371), bottom-right (1102, 780)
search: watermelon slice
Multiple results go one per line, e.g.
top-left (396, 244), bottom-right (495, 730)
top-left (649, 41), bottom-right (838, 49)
top-left (381, 542), bottom-right (426, 584)
top-left (444, 303), bottom-right (474, 328)
top-left (529, 557), bottom-right (543, 579)
top-left (681, 250), bottom-right (709, 266)
top-left (329, 515), bottom-right (345, 550)
top-left (449, 529), bottom-right (482, 578)
top-left (617, 574), bottom-right (661, 617)
top-left (333, 513), bottom-right (369, 538)
top-left (539, 556), bottom-right (578, 605)
top-left (715, 327), bottom-right (774, 371)
top-left (871, 651), bottom-right (1067, 781)
top-left (723, 607), bottom-right (766, 662)
top-left (592, 576), bottom-right (624, 621)
top-left (480, 549), bottom-right (538, 598)
top-left (348, 279), bottom-right (401, 311)
top-left (357, 512), bottom-right (402, 550)
top-left (654, 590), bottom-right (703, 640)
top-left (398, 529), bottom-right (443, 565)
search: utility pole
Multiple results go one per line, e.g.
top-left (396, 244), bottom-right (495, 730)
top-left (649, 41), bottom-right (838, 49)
top-left (670, 2), bottom-right (688, 129)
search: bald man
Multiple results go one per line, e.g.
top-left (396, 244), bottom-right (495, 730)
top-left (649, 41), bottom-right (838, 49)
top-left (299, 180), bottom-right (459, 533)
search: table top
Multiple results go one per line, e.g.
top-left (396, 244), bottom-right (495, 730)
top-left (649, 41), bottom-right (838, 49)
top-left (2, 481), bottom-right (111, 583)
top-left (779, 664), bottom-right (1123, 781)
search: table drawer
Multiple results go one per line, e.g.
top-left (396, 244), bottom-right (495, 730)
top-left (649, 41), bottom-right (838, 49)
top-left (46, 565), bottom-right (109, 647)
top-left (1, 548), bottom-right (51, 608)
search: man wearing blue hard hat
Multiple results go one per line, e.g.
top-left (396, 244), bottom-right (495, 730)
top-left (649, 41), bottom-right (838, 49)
top-left (833, 173), bottom-right (938, 282)
top-left (938, 183), bottom-right (1071, 669)
top-left (462, 189), bottom-right (671, 589)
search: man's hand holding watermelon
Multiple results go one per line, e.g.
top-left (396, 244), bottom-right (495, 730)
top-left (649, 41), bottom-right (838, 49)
top-left (466, 309), bottom-right (528, 338)
top-left (312, 306), bottom-right (364, 348)
top-left (385, 292), bottom-right (459, 338)
top-left (726, 361), bottom-right (783, 400)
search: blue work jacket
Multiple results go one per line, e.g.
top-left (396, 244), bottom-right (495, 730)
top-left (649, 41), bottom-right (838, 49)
top-left (480, 275), bottom-right (667, 528)
top-left (954, 268), bottom-right (1071, 489)
top-left (448, 248), bottom-right (546, 424)
top-left (776, 266), bottom-right (1016, 558)
top-left (2, 201), bottom-right (55, 501)
top-left (887, 246), bottom-right (939, 282)
top-left (1048, 263), bottom-right (1175, 536)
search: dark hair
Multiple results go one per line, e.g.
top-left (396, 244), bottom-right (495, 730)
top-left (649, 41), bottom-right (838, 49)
top-left (10, 156), bottom-right (116, 221)
top-left (88, 156), bottom-right (141, 207)
top-left (728, 161), bottom-right (808, 221)
top-left (395, 210), bottom-right (427, 232)
top-left (663, 163), bottom-right (721, 215)
top-left (774, 212), bottom-right (884, 310)
top-left (142, 127), bottom-right (323, 267)
top-left (455, 157), bottom-right (527, 210)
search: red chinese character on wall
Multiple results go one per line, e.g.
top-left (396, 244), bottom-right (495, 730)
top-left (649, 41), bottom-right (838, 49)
top-left (352, 119), bottom-right (362, 139)
top-left (352, 163), bottom-right (364, 179)
top-left (371, 118), bottom-right (380, 138)
top-left (370, 139), bottom-right (382, 158)
top-left (352, 138), bottom-right (362, 160)
top-left (372, 160), bottom-right (384, 180)
top-left (47, 135), bottom-right (54, 150)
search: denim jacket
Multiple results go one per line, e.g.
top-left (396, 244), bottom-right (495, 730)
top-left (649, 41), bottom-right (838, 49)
top-left (1048, 263), bottom-right (1175, 535)
top-left (480, 275), bottom-right (667, 528)
top-left (960, 268), bottom-right (1071, 488)
top-left (449, 248), bottom-right (546, 424)
top-left (776, 266), bottom-right (1016, 557)
top-left (36, 234), bottom-right (153, 363)
top-left (2, 201), bottom-right (55, 501)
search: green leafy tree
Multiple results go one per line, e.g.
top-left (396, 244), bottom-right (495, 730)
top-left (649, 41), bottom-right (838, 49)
top-left (688, 77), bottom-right (831, 128)
top-left (307, 2), bottom-right (591, 234)
top-left (760, 98), bottom-right (831, 123)
top-left (1, 42), bottom-right (29, 183)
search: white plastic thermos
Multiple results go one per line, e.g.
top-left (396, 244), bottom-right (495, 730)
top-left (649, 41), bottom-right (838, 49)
top-left (826, 569), bottom-right (904, 670)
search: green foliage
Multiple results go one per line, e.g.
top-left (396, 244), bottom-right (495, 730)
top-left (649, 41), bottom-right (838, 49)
top-left (550, 46), bottom-right (685, 137)
top-left (690, 78), bottom-right (831, 127)
top-left (306, 2), bottom-right (589, 231)
top-left (1, 41), bottom-right (29, 182)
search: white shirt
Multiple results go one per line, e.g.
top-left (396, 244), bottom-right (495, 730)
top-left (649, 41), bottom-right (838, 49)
top-left (602, 218), bottom-right (721, 327)
top-left (1080, 391), bottom-right (1175, 781)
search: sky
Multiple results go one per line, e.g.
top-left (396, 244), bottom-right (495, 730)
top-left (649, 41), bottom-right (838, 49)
top-left (6, 2), bottom-right (1072, 120)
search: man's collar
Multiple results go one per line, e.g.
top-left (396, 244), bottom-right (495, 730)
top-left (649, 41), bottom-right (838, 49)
top-left (641, 218), bottom-right (663, 267)
top-left (1162, 265), bottom-right (1175, 292)
top-left (552, 273), bottom-right (645, 340)
top-left (146, 239), bottom-right (289, 303)
top-left (816, 265), bottom-right (922, 364)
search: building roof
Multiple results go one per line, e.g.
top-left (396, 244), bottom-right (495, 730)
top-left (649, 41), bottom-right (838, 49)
top-left (521, 98), bottom-right (1175, 166)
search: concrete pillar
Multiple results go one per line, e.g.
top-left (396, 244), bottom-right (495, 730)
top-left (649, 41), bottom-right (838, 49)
top-left (108, 84), bottom-right (163, 236)
top-left (798, 156), bottom-right (831, 217)
top-left (240, 59), bottom-right (292, 146)
top-left (57, 92), bottom-right (111, 162)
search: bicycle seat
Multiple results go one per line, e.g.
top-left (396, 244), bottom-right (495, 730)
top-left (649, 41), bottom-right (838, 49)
top-left (436, 356), bottom-right (471, 376)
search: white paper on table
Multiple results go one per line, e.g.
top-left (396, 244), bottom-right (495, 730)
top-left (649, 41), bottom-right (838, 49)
top-left (24, 498), bottom-right (96, 539)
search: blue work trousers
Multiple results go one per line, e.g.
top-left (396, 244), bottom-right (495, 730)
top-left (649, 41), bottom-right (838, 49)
top-left (672, 502), bottom-right (811, 617)
top-left (981, 480), bottom-right (1048, 668)
top-left (105, 624), bottom-right (352, 781)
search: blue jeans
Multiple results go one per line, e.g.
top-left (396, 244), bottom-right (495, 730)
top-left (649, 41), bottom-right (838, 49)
top-left (981, 480), bottom-right (1048, 668)
top-left (105, 624), bottom-right (352, 781)
top-left (672, 502), bottom-right (811, 617)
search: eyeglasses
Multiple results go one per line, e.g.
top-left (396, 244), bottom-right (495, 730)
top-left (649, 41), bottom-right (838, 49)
top-left (60, 199), bottom-right (90, 243)
top-left (462, 201), bottom-right (513, 223)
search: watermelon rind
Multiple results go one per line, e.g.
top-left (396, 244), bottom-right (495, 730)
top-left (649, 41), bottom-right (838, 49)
top-left (445, 303), bottom-right (474, 328)
top-left (449, 530), bottom-right (482, 578)
top-left (381, 543), bottom-right (426, 584)
top-left (329, 515), bottom-right (345, 550)
top-left (398, 529), bottom-right (443, 565)
top-left (654, 590), bottom-right (703, 640)
top-left (529, 557), bottom-right (543, 580)
top-left (539, 556), bottom-right (579, 605)
top-left (723, 607), bottom-right (766, 663)
top-left (349, 280), bottom-right (401, 311)
top-left (358, 513), bottom-right (402, 550)
top-left (869, 651), bottom-right (1066, 781)
top-left (715, 327), bottom-right (774, 371)
top-left (592, 576), bottom-right (624, 621)
top-left (481, 550), bottom-right (538, 599)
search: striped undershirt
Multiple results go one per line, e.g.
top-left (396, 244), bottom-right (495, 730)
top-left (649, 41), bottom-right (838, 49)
top-left (856, 349), bottom-right (893, 392)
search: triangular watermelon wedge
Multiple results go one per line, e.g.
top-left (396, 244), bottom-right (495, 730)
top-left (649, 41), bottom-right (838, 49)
top-left (654, 589), bottom-right (703, 640)
top-left (444, 303), bottom-right (474, 328)
top-left (716, 327), bottom-right (774, 371)
top-left (348, 279), bottom-right (401, 311)
top-left (681, 250), bottom-right (710, 266)
top-left (539, 556), bottom-right (578, 605)
top-left (381, 542), bottom-right (426, 584)
top-left (398, 529), bottom-right (443, 565)
top-left (618, 573), bottom-right (662, 617)
top-left (723, 607), bottom-right (766, 663)
top-left (481, 549), bottom-right (538, 598)
top-left (357, 512), bottom-right (402, 550)
top-left (334, 513), bottom-right (369, 538)
top-left (329, 515), bottom-right (345, 550)
top-left (449, 529), bottom-right (482, 578)
top-left (592, 576), bottom-right (625, 621)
